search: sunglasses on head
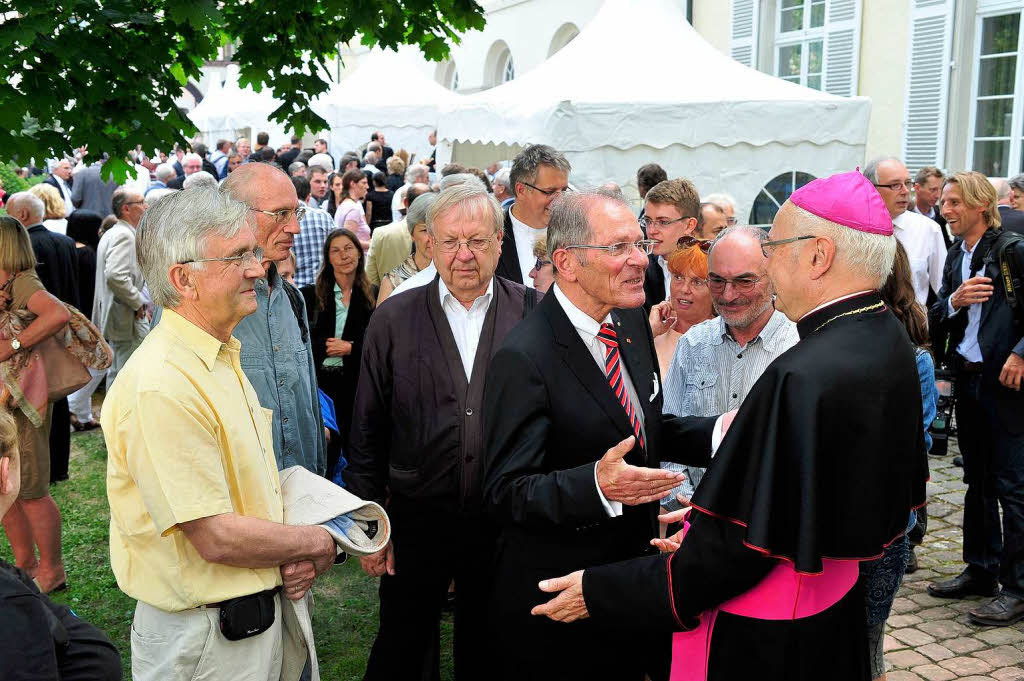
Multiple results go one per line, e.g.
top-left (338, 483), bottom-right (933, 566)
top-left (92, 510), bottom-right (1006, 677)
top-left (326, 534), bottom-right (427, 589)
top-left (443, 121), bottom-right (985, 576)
top-left (676, 235), bottom-right (713, 253)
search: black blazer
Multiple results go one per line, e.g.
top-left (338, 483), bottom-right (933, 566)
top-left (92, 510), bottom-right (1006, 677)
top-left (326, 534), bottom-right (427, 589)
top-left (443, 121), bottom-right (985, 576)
top-left (495, 207), bottom-right (524, 285)
top-left (999, 205), bottom-right (1024, 235)
top-left (482, 292), bottom-right (715, 671)
top-left (43, 175), bottom-right (72, 203)
top-left (930, 229), bottom-right (1024, 433)
top-left (642, 254), bottom-right (665, 313)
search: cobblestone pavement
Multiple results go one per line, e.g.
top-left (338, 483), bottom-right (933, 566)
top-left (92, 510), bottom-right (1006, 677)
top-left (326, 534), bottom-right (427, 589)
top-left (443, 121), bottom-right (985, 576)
top-left (886, 441), bottom-right (1024, 681)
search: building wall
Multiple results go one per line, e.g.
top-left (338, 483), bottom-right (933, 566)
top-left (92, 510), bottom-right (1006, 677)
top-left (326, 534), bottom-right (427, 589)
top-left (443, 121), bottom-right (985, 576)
top-left (859, 0), bottom-right (911, 160)
top-left (692, 0), bottom-right (731, 55)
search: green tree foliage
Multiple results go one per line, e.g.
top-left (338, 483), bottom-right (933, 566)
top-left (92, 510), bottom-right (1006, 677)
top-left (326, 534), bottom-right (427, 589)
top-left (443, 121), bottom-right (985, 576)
top-left (0, 1), bottom-right (484, 180)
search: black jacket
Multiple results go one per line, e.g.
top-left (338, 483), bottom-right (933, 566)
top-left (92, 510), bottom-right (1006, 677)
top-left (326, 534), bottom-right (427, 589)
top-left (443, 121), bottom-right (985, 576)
top-left (495, 206), bottom-right (524, 285)
top-left (999, 205), bottom-right (1024, 235)
top-left (643, 254), bottom-right (666, 312)
top-left (930, 229), bottom-right (1024, 433)
top-left (26, 224), bottom-right (79, 308)
top-left (43, 175), bottom-right (72, 204)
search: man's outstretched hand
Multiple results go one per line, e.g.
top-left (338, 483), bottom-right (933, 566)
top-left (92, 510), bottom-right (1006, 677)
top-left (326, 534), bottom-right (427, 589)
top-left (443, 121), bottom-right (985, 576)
top-left (532, 571), bottom-right (588, 623)
top-left (651, 494), bottom-right (691, 553)
top-left (597, 436), bottom-right (685, 506)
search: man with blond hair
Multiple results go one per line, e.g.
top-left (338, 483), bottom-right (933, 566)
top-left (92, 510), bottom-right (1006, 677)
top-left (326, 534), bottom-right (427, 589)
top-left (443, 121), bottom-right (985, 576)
top-left (928, 171), bottom-right (1024, 626)
top-left (640, 178), bottom-right (700, 311)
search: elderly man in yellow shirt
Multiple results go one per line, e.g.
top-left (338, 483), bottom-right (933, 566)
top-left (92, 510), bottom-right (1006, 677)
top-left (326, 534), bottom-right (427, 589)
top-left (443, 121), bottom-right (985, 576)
top-left (103, 187), bottom-right (337, 681)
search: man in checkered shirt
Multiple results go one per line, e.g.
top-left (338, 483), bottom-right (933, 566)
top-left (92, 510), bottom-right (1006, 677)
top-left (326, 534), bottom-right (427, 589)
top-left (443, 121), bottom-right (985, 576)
top-left (291, 176), bottom-right (335, 287)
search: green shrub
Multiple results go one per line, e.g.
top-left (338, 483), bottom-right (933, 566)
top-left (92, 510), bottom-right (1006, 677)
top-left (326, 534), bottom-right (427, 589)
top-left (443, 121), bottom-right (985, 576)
top-left (0, 162), bottom-right (29, 195)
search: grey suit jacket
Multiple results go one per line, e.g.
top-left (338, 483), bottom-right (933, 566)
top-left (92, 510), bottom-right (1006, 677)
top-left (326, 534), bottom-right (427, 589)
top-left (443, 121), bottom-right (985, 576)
top-left (93, 221), bottom-right (148, 342)
top-left (70, 164), bottom-right (118, 216)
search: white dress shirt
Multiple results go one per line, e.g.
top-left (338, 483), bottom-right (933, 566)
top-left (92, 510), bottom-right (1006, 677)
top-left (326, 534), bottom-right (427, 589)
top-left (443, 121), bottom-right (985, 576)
top-left (391, 262), bottom-right (436, 297)
top-left (659, 257), bottom-right (672, 300)
top-left (509, 206), bottom-right (545, 286)
top-left (893, 210), bottom-right (947, 308)
top-left (552, 284), bottom-right (646, 517)
top-left (438, 276), bottom-right (494, 380)
top-left (53, 176), bottom-right (75, 217)
top-left (950, 239), bottom-right (984, 363)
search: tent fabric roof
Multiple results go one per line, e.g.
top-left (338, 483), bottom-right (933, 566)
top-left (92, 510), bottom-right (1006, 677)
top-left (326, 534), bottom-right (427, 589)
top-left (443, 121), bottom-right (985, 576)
top-left (440, 0), bottom-right (870, 151)
top-left (188, 65), bottom-right (288, 144)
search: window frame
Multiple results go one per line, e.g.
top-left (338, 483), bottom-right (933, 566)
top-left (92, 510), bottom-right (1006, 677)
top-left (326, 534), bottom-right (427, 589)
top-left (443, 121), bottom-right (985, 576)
top-left (774, 0), bottom-right (827, 90)
top-left (967, 8), bottom-right (1024, 176)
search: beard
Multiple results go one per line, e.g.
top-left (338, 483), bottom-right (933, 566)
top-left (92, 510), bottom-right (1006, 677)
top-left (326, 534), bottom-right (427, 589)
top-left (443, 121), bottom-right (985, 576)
top-left (714, 293), bottom-right (774, 330)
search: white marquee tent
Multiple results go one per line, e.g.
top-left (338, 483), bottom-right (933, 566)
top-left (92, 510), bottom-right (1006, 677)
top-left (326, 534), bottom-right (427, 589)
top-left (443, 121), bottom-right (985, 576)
top-left (188, 65), bottom-right (291, 150)
top-left (315, 49), bottom-right (458, 164)
top-left (436, 0), bottom-right (872, 221)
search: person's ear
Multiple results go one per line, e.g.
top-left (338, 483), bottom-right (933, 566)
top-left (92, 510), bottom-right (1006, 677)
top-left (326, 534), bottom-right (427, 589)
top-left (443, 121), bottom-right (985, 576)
top-left (808, 236), bottom-right (836, 280)
top-left (169, 264), bottom-right (199, 301)
top-left (552, 248), bottom-right (578, 282)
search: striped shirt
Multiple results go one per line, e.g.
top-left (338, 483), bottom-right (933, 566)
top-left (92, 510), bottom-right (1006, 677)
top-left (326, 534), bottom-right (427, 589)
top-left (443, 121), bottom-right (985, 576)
top-left (293, 206), bottom-right (335, 287)
top-left (662, 309), bottom-right (799, 496)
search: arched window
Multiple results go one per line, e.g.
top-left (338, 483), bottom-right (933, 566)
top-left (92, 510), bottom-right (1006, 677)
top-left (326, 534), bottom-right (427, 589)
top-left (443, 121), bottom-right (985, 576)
top-left (502, 52), bottom-right (515, 82)
top-left (485, 41), bottom-right (514, 88)
top-left (435, 60), bottom-right (459, 91)
top-left (748, 171), bottom-right (816, 225)
top-left (548, 23), bottom-right (580, 57)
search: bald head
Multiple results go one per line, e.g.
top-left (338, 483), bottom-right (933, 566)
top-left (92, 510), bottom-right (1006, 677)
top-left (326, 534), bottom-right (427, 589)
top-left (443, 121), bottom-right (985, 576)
top-left (992, 177), bottom-right (1012, 204)
top-left (221, 162), bottom-right (291, 204)
top-left (221, 162), bottom-right (301, 261)
top-left (6, 192), bottom-right (45, 226)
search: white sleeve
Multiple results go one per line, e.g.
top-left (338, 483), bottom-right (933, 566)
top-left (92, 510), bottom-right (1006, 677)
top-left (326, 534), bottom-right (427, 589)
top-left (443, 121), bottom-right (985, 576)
top-left (710, 414), bottom-right (725, 458)
top-left (594, 462), bottom-right (623, 517)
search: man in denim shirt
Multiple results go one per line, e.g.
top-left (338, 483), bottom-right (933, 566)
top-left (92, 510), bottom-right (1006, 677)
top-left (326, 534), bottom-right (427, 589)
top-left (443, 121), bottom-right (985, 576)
top-left (219, 164), bottom-right (327, 476)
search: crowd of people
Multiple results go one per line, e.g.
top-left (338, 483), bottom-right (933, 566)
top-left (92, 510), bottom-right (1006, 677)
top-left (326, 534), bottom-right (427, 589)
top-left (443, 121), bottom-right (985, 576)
top-left (1, 129), bottom-right (1024, 681)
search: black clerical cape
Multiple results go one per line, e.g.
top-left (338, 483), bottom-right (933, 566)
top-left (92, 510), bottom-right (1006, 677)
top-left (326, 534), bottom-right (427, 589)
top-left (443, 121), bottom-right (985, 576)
top-left (583, 291), bottom-right (928, 680)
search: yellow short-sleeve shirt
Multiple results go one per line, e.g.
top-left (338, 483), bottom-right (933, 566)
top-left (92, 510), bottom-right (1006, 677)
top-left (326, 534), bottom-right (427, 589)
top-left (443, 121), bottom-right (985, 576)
top-left (104, 309), bottom-right (284, 612)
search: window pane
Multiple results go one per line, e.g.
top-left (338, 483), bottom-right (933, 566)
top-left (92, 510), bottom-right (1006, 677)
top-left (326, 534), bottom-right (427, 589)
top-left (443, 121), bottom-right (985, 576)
top-left (807, 74), bottom-right (822, 90)
top-left (781, 0), bottom-right (803, 8)
top-left (978, 56), bottom-right (1018, 96)
top-left (808, 40), bottom-right (823, 75)
top-left (781, 7), bottom-right (803, 33)
top-left (810, 1), bottom-right (826, 28)
top-left (980, 13), bottom-right (1020, 56)
top-left (974, 140), bottom-right (1011, 176)
top-left (975, 98), bottom-right (1015, 137)
top-left (778, 44), bottom-right (802, 79)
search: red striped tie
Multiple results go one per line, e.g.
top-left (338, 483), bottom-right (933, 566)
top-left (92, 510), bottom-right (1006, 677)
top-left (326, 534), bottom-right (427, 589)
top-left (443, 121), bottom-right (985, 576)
top-left (596, 322), bottom-right (645, 449)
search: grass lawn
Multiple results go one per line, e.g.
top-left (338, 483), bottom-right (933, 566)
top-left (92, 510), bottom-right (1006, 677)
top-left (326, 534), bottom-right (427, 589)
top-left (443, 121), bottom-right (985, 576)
top-left (0, 430), bottom-right (454, 680)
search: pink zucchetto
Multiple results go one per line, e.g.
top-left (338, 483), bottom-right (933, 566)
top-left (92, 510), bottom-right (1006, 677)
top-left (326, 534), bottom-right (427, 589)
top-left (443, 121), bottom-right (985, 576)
top-left (788, 170), bottom-right (893, 236)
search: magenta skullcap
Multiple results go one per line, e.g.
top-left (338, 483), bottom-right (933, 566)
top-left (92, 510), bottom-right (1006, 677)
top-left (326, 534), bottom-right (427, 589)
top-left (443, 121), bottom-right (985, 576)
top-left (788, 170), bottom-right (893, 236)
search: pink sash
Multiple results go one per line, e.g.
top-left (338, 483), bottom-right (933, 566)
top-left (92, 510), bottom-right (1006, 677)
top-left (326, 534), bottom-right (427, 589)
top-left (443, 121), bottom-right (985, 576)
top-left (668, 523), bottom-right (859, 681)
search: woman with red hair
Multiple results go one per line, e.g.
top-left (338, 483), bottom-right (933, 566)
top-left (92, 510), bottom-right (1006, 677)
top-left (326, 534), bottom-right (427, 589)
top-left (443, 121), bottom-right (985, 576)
top-left (648, 240), bottom-right (715, 377)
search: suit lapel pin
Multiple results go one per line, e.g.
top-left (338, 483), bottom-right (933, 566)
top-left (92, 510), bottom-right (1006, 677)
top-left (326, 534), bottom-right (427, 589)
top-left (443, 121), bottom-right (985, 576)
top-left (625, 338), bottom-right (631, 344)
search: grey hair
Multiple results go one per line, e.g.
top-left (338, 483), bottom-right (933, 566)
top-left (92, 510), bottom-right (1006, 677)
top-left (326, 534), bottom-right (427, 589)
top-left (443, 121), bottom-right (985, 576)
top-left (111, 188), bottom-right (141, 218)
top-left (136, 187), bottom-right (252, 308)
top-left (182, 152), bottom-right (202, 166)
top-left (182, 171), bottom-right (218, 190)
top-left (7, 192), bottom-right (45, 222)
top-left (492, 168), bottom-right (511, 190)
top-left (992, 177), bottom-right (1012, 201)
top-left (547, 190), bottom-right (631, 273)
top-left (862, 156), bottom-right (903, 184)
top-left (788, 204), bottom-right (896, 288)
top-left (704, 192), bottom-right (737, 212)
top-left (597, 182), bottom-right (623, 199)
top-left (426, 183), bottom-right (503, 237)
top-left (306, 154), bottom-right (333, 174)
top-left (155, 163), bottom-right (177, 183)
top-left (288, 161), bottom-right (306, 176)
top-left (438, 173), bottom-right (484, 191)
top-left (509, 144), bottom-right (571, 197)
top-left (364, 151), bottom-right (380, 164)
top-left (1010, 174), bottom-right (1024, 195)
top-left (406, 164), bottom-right (429, 183)
top-left (406, 192), bottom-right (439, 235)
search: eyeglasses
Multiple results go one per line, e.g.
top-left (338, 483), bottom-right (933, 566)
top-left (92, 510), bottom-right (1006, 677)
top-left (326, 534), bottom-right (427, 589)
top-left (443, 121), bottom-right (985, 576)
top-left (123, 200), bottom-right (147, 207)
top-left (436, 237), bottom-right (494, 253)
top-left (534, 257), bottom-right (552, 270)
top-left (873, 180), bottom-right (912, 192)
top-left (565, 239), bottom-right (658, 257)
top-left (250, 205), bottom-right (307, 224)
top-left (676, 235), bottom-right (713, 253)
top-left (725, 217), bottom-right (738, 226)
top-left (706, 273), bottom-right (765, 293)
top-left (180, 247), bottom-right (264, 267)
top-left (672, 274), bottom-right (707, 289)
top-left (761, 235), bottom-right (817, 258)
top-left (522, 181), bottom-right (572, 197)
top-left (640, 216), bottom-right (692, 230)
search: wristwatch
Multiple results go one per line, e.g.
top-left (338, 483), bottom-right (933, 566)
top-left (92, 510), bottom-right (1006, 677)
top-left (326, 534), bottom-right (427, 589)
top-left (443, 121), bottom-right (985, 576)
top-left (10, 336), bottom-right (21, 351)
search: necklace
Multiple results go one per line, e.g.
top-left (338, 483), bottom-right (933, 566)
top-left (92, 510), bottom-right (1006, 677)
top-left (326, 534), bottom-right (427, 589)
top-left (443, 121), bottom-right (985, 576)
top-left (812, 301), bottom-right (885, 334)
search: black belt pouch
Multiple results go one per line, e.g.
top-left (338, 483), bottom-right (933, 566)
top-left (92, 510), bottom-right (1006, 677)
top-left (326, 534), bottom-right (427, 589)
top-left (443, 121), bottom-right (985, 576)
top-left (218, 589), bottom-right (277, 641)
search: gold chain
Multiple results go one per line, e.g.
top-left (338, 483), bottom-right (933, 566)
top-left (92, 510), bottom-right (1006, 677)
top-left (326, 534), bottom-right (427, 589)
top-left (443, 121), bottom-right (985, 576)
top-left (812, 301), bottom-right (885, 334)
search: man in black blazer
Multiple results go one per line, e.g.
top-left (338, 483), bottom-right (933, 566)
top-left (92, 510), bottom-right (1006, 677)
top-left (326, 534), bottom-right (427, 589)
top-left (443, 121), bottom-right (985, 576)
top-left (640, 178), bottom-right (700, 312)
top-left (165, 153), bottom-right (204, 190)
top-left (928, 172), bottom-right (1024, 626)
top-left (43, 159), bottom-right (74, 215)
top-left (495, 144), bottom-right (571, 286)
top-left (995, 178), bottom-right (1024, 234)
top-left (483, 190), bottom-right (717, 680)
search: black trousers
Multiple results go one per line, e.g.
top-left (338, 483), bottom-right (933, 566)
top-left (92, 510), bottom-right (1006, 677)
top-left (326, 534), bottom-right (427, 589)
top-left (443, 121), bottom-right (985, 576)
top-left (363, 506), bottom-right (492, 681)
top-left (49, 397), bottom-right (70, 483)
top-left (956, 371), bottom-right (1024, 596)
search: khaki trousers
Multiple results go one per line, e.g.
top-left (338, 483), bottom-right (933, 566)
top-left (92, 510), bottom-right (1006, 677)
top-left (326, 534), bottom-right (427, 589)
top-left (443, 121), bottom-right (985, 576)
top-left (131, 597), bottom-right (283, 681)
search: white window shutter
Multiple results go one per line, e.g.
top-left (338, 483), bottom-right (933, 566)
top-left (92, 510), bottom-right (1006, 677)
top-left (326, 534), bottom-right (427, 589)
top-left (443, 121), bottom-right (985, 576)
top-left (730, 0), bottom-right (760, 68)
top-left (823, 0), bottom-right (862, 97)
top-left (902, 0), bottom-right (955, 171)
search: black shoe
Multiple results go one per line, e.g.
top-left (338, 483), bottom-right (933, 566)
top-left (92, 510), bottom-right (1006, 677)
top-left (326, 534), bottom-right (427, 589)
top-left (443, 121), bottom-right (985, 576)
top-left (927, 571), bottom-right (1000, 599)
top-left (969, 593), bottom-right (1024, 626)
top-left (905, 548), bottom-right (918, 574)
top-left (953, 455), bottom-right (964, 467)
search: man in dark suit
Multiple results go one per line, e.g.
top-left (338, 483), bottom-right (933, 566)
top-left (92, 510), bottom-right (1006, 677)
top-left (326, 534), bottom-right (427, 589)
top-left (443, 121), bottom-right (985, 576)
top-left (928, 172), bottom-right (1024, 626)
top-left (994, 178), bottom-right (1024, 234)
top-left (165, 153), bottom-right (203, 190)
top-left (276, 135), bottom-right (302, 170)
top-left (495, 144), bottom-right (571, 286)
top-left (913, 165), bottom-right (951, 247)
top-left (70, 161), bottom-right (119, 216)
top-left (640, 178), bottom-right (700, 312)
top-left (371, 131), bottom-right (393, 164)
top-left (346, 184), bottom-right (538, 680)
top-left (43, 159), bottom-right (74, 217)
top-left (483, 190), bottom-right (717, 680)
